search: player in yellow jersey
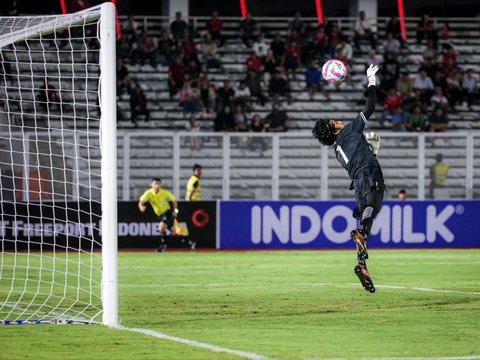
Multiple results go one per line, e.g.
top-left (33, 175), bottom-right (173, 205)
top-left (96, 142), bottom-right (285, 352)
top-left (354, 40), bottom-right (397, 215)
top-left (185, 164), bottom-right (202, 201)
top-left (138, 178), bottom-right (179, 252)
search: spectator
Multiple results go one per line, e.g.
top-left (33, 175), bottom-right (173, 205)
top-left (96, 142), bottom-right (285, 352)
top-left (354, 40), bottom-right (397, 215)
top-left (289, 11), bottom-right (306, 37)
top-left (445, 67), bottom-right (462, 111)
top-left (186, 116), bottom-right (201, 151)
top-left (365, 50), bottom-right (379, 67)
top-left (116, 58), bottom-right (130, 95)
top-left (206, 10), bottom-right (225, 47)
top-left (244, 70), bottom-right (267, 106)
top-left (182, 30), bottom-right (198, 62)
top-left (398, 189), bottom-right (408, 200)
top-left (423, 39), bottom-right (437, 61)
top-left (383, 32), bottom-right (401, 57)
top-left (37, 78), bottom-right (59, 112)
top-left (428, 106), bottom-right (448, 132)
top-left (270, 33), bottom-right (285, 64)
top-left (170, 11), bottom-right (188, 42)
top-left (179, 82), bottom-right (200, 117)
top-left (233, 81), bottom-right (251, 109)
top-left (246, 51), bottom-right (263, 74)
top-left (249, 113), bottom-right (267, 152)
top-left (157, 30), bottom-right (175, 66)
top-left (197, 79), bottom-right (216, 114)
top-left (335, 38), bottom-right (353, 69)
top-left (382, 51), bottom-right (400, 81)
top-left (413, 70), bottom-right (434, 106)
top-left (184, 58), bottom-right (202, 84)
top-left (429, 153), bottom-right (449, 199)
top-left (390, 108), bottom-right (408, 132)
top-left (252, 35), bottom-right (269, 59)
top-left (214, 104), bottom-right (235, 131)
top-left (130, 83), bottom-right (150, 126)
top-left (312, 25), bottom-right (330, 61)
top-left (263, 50), bottom-right (278, 85)
top-left (385, 16), bottom-right (404, 48)
top-left (265, 102), bottom-right (289, 132)
top-left (419, 57), bottom-right (440, 79)
top-left (281, 41), bottom-right (302, 81)
top-left (396, 72), bottom-right (415, 101)
top-left (439, 23), bottom-right (450, 41)
top-left (240, 12), bottom-right (261, 48)
top-left (432, 70), bottom-right (448, 94)
top-left (168, 56), bottom-right (186, 98)
top-left (268, 71), bottom-right (291, 103)
top-left (430, 87), bottom-right (449, 111)
top-left (233, 104), bottom-right (249, 132)
top-left (353, 10), bottom-right (377, 51)
top-left (120, 15), bottom-right (139, 57)
top-left (216, 80), bottom-right (235, 111)
top-left (378, 72), bottom-right (396, 102)
top-left (327, 25), bottom-right (343, 58)
top-left (134, 31), bottom-right (157, 68)
top-left (462, 68), bottom-right (478, 109)
top-left (416, 14), bottom-right (438, 47)
top-left (305, 60), bottom-right (329, 100)
top-left (407, 104), bottom-right (428, 132)
top-left (442, 44), bottom-right (457, 65)
top-left (202, 32), bottom-right (221, 69)
top-left (379, 88), bottom-right (402, 127)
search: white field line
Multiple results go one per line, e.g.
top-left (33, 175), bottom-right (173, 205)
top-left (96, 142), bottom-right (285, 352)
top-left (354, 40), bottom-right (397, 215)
top-left (111, 325), bottom-right (275, 360)
top-left (318, 357), bottom-right (480, 360)
top-left (120, 282), bottom-right (480, 295)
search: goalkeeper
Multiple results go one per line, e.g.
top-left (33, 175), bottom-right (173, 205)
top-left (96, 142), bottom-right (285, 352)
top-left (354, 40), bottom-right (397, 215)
top-left (138, 178), bottom-right (179, 252)
top-left (312, 64), bottom-right (385, 293)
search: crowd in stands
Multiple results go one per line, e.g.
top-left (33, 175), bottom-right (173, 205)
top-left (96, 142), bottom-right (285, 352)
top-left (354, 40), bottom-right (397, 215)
top-left (114, 9), bottom-right (480, 132)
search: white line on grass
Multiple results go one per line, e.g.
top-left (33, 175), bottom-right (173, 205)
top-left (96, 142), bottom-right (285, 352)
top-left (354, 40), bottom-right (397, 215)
top-left (112, 325), bottom-right (275, 360)
top-left (121, 282), bottom-right (480, 296)
top-left (319, 357), bottom-right (480, 360)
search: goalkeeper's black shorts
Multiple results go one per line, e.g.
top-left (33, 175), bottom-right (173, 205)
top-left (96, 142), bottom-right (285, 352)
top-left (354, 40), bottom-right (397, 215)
top-left (157, 211), bottom-right (174, 228)
top-left (352, 167), bottom-right (385, 219)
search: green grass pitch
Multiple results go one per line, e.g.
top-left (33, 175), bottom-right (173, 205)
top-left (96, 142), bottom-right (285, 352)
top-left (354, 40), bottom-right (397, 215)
top-left (1, 249), bottom-right (480, 359)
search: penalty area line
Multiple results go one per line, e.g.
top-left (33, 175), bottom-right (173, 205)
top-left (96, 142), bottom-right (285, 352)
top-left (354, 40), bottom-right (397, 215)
top-left (111, 325), bottom-right (275, 360)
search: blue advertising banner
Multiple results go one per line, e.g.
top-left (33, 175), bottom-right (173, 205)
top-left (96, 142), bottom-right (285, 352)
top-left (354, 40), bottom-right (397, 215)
top-left (219, 201), bottom-right (480, 249)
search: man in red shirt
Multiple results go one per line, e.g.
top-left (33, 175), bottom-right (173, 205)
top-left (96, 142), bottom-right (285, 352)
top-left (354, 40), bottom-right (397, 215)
top-left (207, 10), bottom-right (224, 47)
top-left (379, 88), bottom-right (402, 127)
top-left (246, 51), bottom-right (262, 73)
top-left (168, 56), bottom-right (186, 98)
top-left (281, 41), bottom-right (302, 80)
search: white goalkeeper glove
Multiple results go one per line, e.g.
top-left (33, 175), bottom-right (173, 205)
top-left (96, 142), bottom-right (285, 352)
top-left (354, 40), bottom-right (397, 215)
top-left (366, 64), bottom-right (379, 87)
top-left (365, 131), bottom-right (380, 155)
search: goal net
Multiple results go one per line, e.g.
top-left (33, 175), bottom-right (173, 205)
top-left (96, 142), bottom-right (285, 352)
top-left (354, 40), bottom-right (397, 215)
top-left (0, 4), bottom-right (117, 325)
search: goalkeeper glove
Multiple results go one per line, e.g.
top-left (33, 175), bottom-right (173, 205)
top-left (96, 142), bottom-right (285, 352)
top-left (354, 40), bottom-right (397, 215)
top-left (366, 64), bottom-right (379, 87)
top-left (365, 131), bottom-right (380, 155)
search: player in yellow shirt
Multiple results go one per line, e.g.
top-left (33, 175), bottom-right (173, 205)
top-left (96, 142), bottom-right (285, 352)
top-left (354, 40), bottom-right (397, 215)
top-left (138, 178), bottom-right (178, 252)
top-left (185, 164), bottom-right (202, 201)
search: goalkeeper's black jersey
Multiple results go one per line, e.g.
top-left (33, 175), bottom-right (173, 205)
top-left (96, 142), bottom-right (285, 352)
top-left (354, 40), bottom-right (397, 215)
top-left (333, 86), bottom-right (381, 181)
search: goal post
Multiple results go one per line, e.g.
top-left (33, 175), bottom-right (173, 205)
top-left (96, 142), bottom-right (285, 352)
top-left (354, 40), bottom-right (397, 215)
top-left (0, 3), bottom-right (118, 326)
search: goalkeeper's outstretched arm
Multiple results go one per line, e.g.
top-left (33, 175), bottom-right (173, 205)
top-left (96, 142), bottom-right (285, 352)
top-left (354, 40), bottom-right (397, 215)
top-left (362, 64), bottom-right (379, 119)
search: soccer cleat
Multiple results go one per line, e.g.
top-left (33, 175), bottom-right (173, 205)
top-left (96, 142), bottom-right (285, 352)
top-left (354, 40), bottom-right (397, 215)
top-left (155, 244), bottom-right (167, 253)
top-left (354, 263), bottom-right (376, 293)
top-left (351, 229), bottom-right (368, 260)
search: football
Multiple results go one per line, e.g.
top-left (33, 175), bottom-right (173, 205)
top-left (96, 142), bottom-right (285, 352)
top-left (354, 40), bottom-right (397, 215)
top-left (322, 59), bottom-right (347, 83)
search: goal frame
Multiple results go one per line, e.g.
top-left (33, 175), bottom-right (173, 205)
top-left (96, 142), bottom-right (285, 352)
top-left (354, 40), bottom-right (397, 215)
top-left (0, 3), bottom-right (118, 326)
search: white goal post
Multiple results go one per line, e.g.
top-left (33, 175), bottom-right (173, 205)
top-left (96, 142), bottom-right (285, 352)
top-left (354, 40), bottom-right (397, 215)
top-left (0, 3), bottom-right (117, 326)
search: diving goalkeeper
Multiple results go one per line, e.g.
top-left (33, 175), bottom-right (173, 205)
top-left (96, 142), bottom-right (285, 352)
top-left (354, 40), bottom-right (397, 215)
top-left (312, 64), bottom-right (385, 293)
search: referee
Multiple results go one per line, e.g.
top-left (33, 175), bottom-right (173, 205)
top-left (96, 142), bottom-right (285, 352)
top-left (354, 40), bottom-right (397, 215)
top-left (138, 178), bottom-right (178, 252)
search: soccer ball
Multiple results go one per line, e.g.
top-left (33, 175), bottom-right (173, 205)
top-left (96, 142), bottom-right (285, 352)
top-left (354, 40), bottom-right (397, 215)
top-left (322, 59), bottom-right (347, 84)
